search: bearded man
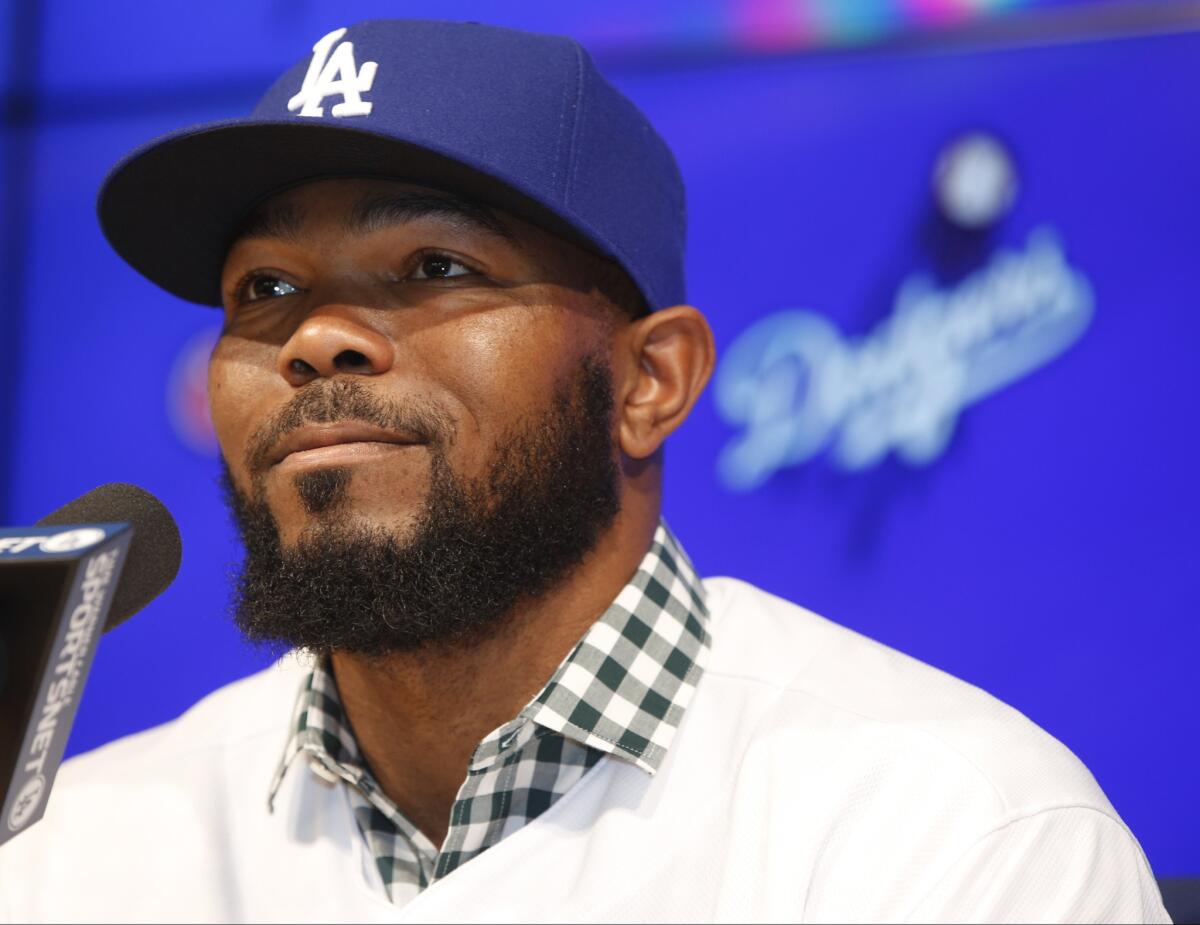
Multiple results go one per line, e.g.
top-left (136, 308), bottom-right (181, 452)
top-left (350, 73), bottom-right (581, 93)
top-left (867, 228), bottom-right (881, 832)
top-left (0, 19), bottom-right (1168, 924)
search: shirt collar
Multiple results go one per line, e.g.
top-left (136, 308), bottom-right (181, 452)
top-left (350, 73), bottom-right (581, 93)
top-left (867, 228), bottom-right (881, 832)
top-left (510, 520), bottom-right (710, 773)
top-left (268, 519), bottom-right (710, 808)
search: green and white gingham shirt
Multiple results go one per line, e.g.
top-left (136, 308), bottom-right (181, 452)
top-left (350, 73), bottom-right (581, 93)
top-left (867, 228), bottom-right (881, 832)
top-left (267, 520), bottom-right (711, 905)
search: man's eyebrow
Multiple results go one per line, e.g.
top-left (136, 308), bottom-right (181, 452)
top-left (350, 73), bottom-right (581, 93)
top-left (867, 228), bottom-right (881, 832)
top-left (347, 190), bottom-right (518, 245)
top-left (232, 201), bottom-right (307, 244)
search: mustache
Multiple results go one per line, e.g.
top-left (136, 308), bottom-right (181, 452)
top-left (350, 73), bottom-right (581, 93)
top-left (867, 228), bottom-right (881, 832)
top-left (243, 378), bottom-right (456, 475)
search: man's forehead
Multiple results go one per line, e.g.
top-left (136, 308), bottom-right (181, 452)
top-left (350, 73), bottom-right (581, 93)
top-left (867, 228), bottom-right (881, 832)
top-left (231, 178), bottom-right (518, 248)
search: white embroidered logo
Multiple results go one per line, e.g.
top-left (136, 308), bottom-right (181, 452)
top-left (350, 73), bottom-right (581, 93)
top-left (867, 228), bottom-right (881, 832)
top-left (287, 27), bottom-right (378, 118)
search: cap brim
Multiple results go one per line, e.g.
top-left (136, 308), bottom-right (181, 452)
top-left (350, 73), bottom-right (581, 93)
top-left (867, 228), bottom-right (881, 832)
top-left (98, 120), bottom-right (606, 307)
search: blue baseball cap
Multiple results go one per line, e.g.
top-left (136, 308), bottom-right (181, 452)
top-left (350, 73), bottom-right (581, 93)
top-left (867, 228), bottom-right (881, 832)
top-left (97, 19), bottom-right (687, 311)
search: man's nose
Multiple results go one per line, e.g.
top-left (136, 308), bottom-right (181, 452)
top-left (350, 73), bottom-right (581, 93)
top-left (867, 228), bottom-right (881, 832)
top-left (276, 308), bottom-right (395, 385)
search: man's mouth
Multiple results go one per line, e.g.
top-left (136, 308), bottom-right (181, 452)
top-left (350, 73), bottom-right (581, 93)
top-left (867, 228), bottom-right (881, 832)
top-left (268, 423), bottom-right (425, 470)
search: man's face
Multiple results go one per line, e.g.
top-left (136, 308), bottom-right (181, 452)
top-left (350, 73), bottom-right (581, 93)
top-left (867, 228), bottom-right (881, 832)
top-left (209, 178), bottom-right (627, 653)
top-left (212, 178), bottom-right (618, 548)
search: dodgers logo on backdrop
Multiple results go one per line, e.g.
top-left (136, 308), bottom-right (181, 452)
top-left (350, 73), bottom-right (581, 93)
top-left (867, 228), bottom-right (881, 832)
top-left (287, 27), bottom-right (378, 118)
top-left (167, 327), bottom-right (219, 457)
top-left (715, 229), bottom-right (1094, 491)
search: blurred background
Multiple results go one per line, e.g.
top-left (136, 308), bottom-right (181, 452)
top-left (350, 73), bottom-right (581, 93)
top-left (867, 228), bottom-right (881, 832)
top-left (2, 0), bottom-right (1197, 907)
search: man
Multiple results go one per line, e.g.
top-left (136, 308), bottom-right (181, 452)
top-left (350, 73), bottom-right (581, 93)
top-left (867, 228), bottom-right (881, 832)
top-left (0, 19), bottom-right (1169, 923)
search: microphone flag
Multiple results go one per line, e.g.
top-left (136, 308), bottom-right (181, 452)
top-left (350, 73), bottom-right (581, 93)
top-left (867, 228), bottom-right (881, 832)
top-left (0, 522), bottom-right (132, 845)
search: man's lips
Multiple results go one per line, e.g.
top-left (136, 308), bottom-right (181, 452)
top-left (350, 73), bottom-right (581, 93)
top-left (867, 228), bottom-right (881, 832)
top-left (267, 423), bottom-right (425, 468)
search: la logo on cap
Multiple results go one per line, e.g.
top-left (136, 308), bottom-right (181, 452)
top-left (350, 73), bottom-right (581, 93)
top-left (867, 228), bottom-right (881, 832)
top-left (287, 27), bottom-right (377, 118)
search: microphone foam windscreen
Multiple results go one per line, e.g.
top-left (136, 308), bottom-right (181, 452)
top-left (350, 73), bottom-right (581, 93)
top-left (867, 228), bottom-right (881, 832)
top-left (36, 483), bottom-right (182, 631)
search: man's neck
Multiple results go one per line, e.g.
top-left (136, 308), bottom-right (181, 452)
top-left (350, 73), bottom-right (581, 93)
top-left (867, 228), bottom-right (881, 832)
top-left (328, 508), bottom-right (658, 848)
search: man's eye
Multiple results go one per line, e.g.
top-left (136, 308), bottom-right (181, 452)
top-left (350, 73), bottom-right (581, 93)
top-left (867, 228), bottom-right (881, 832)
top-left (242, 276), bottom-right (299, 302)
top-left (411, 254), bottom-right (472, 280)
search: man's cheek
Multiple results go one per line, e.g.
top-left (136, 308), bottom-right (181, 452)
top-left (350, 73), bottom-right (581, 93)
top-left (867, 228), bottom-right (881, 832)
top-left (208, 351), bottom-right (271, 483)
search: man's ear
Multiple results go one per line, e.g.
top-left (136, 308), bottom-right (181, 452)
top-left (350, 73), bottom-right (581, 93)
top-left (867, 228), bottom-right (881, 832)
top-left (616, 305), bottom-right (716, 460)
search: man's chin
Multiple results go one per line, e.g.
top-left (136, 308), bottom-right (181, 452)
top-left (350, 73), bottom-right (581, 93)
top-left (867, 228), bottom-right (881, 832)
top-left (264, 466), bottom-right (429, 545)
top-left (276, 502), bottom-right (428, 551)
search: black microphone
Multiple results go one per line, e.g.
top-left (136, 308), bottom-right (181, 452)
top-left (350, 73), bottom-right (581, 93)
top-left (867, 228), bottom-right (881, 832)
top-left (0, 483), bottom-right (181, 846)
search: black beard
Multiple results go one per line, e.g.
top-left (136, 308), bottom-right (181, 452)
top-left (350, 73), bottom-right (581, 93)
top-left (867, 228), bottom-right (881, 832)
top-left (221, 355), bottom-right (622, 656)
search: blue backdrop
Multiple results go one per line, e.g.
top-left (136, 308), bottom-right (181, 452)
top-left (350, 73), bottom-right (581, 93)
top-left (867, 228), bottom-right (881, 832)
top-left (3, 0), bottom-right (1196, 878)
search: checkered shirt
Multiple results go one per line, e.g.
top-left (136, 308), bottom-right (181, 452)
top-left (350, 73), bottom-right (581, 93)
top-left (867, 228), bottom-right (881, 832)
top-left (267, 520), bottom-right (711, 905)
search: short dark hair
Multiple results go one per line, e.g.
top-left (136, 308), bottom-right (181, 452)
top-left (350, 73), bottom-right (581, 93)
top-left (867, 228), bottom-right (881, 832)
top-left (589, 255), bottom-right (651, 321)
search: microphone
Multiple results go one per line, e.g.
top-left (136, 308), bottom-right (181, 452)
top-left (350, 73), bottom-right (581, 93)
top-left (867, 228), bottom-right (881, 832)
top-left (36, 484), bottom-right (183, 635)
top-left (0, 484), bottom-right (181, 846)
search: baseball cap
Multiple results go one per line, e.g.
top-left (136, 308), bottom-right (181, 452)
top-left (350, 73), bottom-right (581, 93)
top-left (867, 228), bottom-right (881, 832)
top-left (97, 19), bottom-right (687, 311)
